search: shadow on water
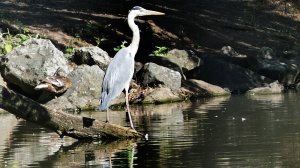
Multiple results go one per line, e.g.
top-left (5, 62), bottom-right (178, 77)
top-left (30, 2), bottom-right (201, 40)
top-left (2, 93), bottom-right (300, 167)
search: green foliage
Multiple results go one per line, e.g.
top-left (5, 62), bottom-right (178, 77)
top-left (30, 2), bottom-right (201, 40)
top-left (0, 28), bottom-right (32, 55)
top-left (65, 46), bottom-right (74, 55)
top-left (94, 36), bottom-right (107, 46)
top-left (152, 46), bottom-right (170, 57)
top-left (113, 41), bottom-right (127, 52)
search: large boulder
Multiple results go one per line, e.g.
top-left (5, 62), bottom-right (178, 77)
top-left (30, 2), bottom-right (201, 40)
top-left (167, 49), bottom-right (201, 71)
top-left (45, 65), bottom-right (104, 110)
top-left (187, 57), bottom-right (271, 93)
top-left (142, 87), bottom-right (182, 104)
top-left (141, 62), bottom-right (182, 91)
top-left (71, 47), bottom-right (111, 70)
top-left (0, 38), bottom-right (72, 95)
top-left (182, 79), bottom-right (231, 97)
top-left (146, 49), bottom-right (201, 79)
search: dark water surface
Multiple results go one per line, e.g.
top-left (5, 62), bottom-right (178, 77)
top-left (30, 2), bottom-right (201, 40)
top-left (1, 93), bottom-right (300, 167)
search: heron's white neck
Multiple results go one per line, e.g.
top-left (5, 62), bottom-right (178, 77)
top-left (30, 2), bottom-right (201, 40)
top-left (127, 12), bottom-right (140, 57)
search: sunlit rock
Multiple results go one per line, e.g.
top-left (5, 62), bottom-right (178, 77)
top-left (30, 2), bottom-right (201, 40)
top-left (71, 46), bottom-right (111, 71)
top-left (167, 49), bottom-right (201, 71)
top-left (0, 38), bottom-right (72, 95)
top-left (182, 79), bottom-right (231, 97)
top-left (45, 65), bottom-right (104, 110)
top-left (142, 87), bottom-right (181, 104)
top-left (247, 80), bottom-right (284, 95)
top-left (141, 62), bottom-right (182, 91)
top-left (146, 49), bottom-right (201, 79)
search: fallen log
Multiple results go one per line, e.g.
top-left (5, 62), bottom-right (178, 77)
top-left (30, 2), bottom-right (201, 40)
top-left (0, 85), bottom-right (143, 140)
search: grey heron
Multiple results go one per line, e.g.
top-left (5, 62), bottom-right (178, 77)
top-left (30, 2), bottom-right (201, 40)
top-left (99, 6), bottom-right (165, 129)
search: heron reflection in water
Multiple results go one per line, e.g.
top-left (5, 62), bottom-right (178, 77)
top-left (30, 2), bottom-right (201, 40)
top-left (100, 6), bottom-right (165, 129)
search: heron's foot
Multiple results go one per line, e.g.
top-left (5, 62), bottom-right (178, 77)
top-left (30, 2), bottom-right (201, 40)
top-left (105, 120), bottom-right (110, 124)
top-left (130, 126), bottom-right (136, 131)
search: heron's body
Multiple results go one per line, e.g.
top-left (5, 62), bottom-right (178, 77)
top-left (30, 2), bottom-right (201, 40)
top-left (99, 6), bottom-right (164, 129)
top-left (100, 48), bottom-right (134, 110)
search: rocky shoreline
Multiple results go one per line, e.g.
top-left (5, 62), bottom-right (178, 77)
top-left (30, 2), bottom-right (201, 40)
top-left (0, 38), bottom-right (293, 111)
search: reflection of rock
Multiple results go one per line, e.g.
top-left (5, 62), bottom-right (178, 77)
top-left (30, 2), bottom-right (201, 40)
top-left (0, 38), bottom-right (72, 96)
top-left (247, 93), bottom-right (284, 104)
top-left (45, 65), bottom-right (104, 110)
top-left (136, 103), bottom-right (185, 139)
top-left (0, 112), bottom-right (18, 160)
top-left (50, 139), bottom-right (137, 167)
top-left (2, 120), bottom-right (62, 167)
top-left (247, 81), bottom-right (284, 95)
top-left (194, 96), bottom-right (230, 113)
top-left (134, 102), bottom-right (184, 116)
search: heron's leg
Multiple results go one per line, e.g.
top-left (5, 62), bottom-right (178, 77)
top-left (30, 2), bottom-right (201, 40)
top-left (106, 108), bottom-right (109, 123)
top-left (125, 88), bottom-right (134, 129)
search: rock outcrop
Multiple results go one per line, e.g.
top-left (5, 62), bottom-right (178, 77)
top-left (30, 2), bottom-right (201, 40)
top-left (182, 79), bottom-right (231, 97)
top-left (187, 57), bottom-right (271, 93)
top-left (45, 65), bottom-right (104, 110)
top-left (142, 87), bottom-right (182, 104)
top-left (0, 38), bottom-right (72, 95)
top-left (71, 47), bottom-right (111, 70)
top-left (167, 49), bottom-right (201, 71)
top-left (140, 62), bottom-right (182, 91)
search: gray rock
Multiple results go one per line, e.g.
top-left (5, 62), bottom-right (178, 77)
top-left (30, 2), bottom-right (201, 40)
top-left (0, 38), bottom-right (72, 95)
top-left (247, 81), bottom-right (284, 95)
top-left (146, 49), bottom-right (201, 80)
top-left (72, 47), bottom-right (111, 70)
top-left (187, 57), bottom-right (271, 93)
top-left (45, 65), bottom-right (104, 110)
top-left (141, 63), bottom-right (182, 91)
top-left (142, 87), bottom-right (181, 104)
top-left (182, 79), bottom-right (231, 97)
top-left (167, 49), bottom-right (201, 71)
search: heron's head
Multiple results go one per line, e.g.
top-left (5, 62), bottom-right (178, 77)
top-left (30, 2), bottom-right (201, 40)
top-left (129, 6), bottom-right (165, 17)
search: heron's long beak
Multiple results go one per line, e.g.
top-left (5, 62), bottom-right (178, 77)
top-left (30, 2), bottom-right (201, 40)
top-left (144, 10), bottom-right (165, 16)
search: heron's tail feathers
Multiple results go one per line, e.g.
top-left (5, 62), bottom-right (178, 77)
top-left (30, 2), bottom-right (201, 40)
top-left (99, 92), bottom-right (110, 111)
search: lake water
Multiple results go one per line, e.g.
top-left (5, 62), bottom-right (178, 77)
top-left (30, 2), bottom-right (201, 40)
top-left (1, 93), bottom-right (300, 167)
